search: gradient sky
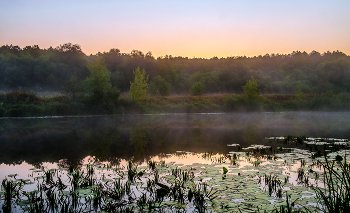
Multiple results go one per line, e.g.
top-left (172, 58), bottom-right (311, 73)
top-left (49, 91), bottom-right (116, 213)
top-left (1, 0), bottom-right (349, 58)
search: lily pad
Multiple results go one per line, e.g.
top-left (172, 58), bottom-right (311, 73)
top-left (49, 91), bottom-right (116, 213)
top-left (18, 200), bottom-right (32, 206)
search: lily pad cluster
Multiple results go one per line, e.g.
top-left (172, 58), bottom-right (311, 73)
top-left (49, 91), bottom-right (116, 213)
top-left (1, 135), bottom-right (350, 212)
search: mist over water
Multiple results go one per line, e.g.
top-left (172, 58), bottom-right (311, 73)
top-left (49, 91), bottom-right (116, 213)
top-left (0, 112), bottom-right (349, 167)
top-left (1, 112), bottom-right (350, 212)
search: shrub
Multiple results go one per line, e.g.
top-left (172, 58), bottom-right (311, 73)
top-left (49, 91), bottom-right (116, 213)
top-left (336, 92), bottom-right (350, 109)
top-left (85, 59), bottom-right (120, 106)
top-left (310, 91), bottom-right (334, 110)
top-left (44, 102), bottom-right (70, 116)
top-left (68, 102), bottom-right (85, 115)
top-left (25, 104), bottom-right (45, 116)
top-left (118, 98), bottom-right (143, 113)
top-left (190, 82), bottom-right (204, 96)
top-left (148, 75), bottom-right (171, 96)
top-left (242, 77), bottom-right (261, 100)
top-left (0, 106), bottom-right (5, 117)
top-left (130, 67), bottom-right (149, 101)
top-left (3, 91), bottom-right (40, 105)
top-left (224, 95), bottom-right (246, 110)
top-left (224, 95), bottom-right (236, 110)
top-left (6, 104), bottom-right (44, 117)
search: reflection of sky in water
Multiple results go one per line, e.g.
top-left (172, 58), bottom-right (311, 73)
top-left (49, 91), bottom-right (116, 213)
top-left (0, 148), bottom-right (345, 212)
top-left (1, 112), bottom-right (350, 211)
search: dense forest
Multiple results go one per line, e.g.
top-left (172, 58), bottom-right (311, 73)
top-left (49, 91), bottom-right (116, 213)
top-left (1, 43), bottom-right (349, 95)
top-left (0, 43), bottom-right (350, 116)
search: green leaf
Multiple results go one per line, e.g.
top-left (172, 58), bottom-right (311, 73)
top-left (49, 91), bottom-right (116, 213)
top-left (223, 167), bottom-right (228, 175)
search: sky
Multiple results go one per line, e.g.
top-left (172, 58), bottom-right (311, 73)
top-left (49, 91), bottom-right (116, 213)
top-left (1, 0), bottom-right (349, 58)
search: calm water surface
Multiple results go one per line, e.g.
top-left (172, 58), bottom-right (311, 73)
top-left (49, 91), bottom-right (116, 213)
top-left (1, 112), bottom-right (350, 175)
top-left (1, 112), bottom-right (350, 212)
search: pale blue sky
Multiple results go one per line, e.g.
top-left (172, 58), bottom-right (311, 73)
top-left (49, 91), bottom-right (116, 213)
top-left (1, 0), bottom-right (349, 57)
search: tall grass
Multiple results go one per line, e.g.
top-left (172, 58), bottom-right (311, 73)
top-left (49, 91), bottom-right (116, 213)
top-left (312, 157), bottom-right (350, 212)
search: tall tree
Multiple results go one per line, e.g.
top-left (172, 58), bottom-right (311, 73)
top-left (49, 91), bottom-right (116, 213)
top-left (242, 77), bottom-right (261, 100)
top-left (86, 58), bottom-right (120, 104)
top-left (130, 67), bottom-right (149, 101)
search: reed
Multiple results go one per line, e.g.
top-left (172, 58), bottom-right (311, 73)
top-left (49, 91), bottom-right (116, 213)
top-left (1, 178), bottom-right (24, 213)
top-left (312, 156), bottom-right (350, 212)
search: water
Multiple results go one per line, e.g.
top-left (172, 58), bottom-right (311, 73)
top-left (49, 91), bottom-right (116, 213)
top-left (1, 112), bottom-right (350, 212)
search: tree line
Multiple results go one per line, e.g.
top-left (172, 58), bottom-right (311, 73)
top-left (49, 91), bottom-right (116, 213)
top-left (0, 43), bottom-right (349, 96)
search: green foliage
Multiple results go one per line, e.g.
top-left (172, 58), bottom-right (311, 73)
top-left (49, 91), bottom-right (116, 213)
top-left (148, 75), bottom-right (171, 96)
top-left (86, 58), bottom-right (120, 105)
top-left (313, 157), bottom-right (350, 213)
top-left (310, 91), bottom-right (334, 109)
top-left (190, 71), bottom-right (221, 92)
top-left (1, 91), bottom-right (40, 105)
top-left (117, 98), bottom-right (143, 113)
top-left (337, 92), bottom-right (350, 104)
top-left (293, 85), bottom-right (306, 108)
top-left (0, 106), bottom-right (5, 117)
top-left (44, 102), bottom-right (70, 116)
top-left (67, 102), bottom-right (85, 115)
top-left (87, 59), bottom-right (111, 100)
top-left (224, 95), bottom-right (246, 110)
top-left (5, 104), bottom-right (45, 117)
top-left (223, 95), bottom-right (235, 108)
top-left (63, 75), bottom-right (84, 100)
top-left (294, 85), bottom-right (306, 101)
top-left (190, 82), bottom-right (204, 96)
top-left (0, 45), bottom-right (349, 95)
top-left (110, 71), bottom-right (128, 92)
top-left (130, 67), bottom-right (149, 101)
top-left (242, 77), bottom-right (261, 100)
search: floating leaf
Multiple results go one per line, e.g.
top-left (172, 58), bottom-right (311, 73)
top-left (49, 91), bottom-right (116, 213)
top-left (223, 167), bottom-right (228, 175)
top-left (18, 200), bottom-right (32, 206)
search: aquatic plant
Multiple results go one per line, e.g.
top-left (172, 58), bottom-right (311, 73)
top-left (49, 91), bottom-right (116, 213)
top-left (4, 149), bottom-right (349, 212)
top-left (44, 169), bottom-right (54, 184)
top-left (190, 183), bottom-right (217, 213)
top-left (271, 192), bottom-right (302, 213)
top-left (336, 155), bottom-right (343, 162)
top-left (155, 182), bottom-right (170, 202)
top-left (253, 160), bottom-right (262, 167)
top-left (148, 160), bottom-right (157, 170)
top-left (312, 157), bottom-right (350, 212)
top-left (1, 178), bottom-right (24, 213)
top-left (201, 151), bottom-right (213, 160)
top-left (172, 167), bottom-right (182, 177)
top-left (106, 179), bottom-right (130, 201)
top-left (297, 168), bottom-right (309, 186)
top-left (127, 161), bottom-right (143, 183)
top-left (222, 167), bottom-right (228, 175)
top-left (260, 174), bottom-right (283, 198)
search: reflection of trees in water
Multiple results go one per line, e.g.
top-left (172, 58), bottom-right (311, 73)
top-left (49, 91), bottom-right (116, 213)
top-left (190, 128), bottom-right (204, 146)
top-left (2, 113), bottom-right (350, 167)
top-left (130, 126), bottom-right (149, 163)
top-left (85, 127), bottom-right (120, 162)
top-left (242, 124), bottom-right (260, 145)
top-left (57, 158), bottom-right (84, 170)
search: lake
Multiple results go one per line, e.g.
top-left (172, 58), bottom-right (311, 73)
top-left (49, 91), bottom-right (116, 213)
top-left (1, 112), bottom-right (350, 212)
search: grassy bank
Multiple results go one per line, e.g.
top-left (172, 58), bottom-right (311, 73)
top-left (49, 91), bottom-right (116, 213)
top-left (0, 91), bottom-right (350, 117)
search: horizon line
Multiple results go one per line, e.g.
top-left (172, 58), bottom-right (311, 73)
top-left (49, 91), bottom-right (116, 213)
top-left (1, 43), bottom-right (349, 59)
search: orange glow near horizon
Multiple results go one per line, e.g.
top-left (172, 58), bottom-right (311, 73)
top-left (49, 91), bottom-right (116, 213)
top-left (77, 32), bottom-right (350, 59)
top-left (5, 28), bottom-right (350, 59)
top-left (1, 1), bottom-right (349, 59)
